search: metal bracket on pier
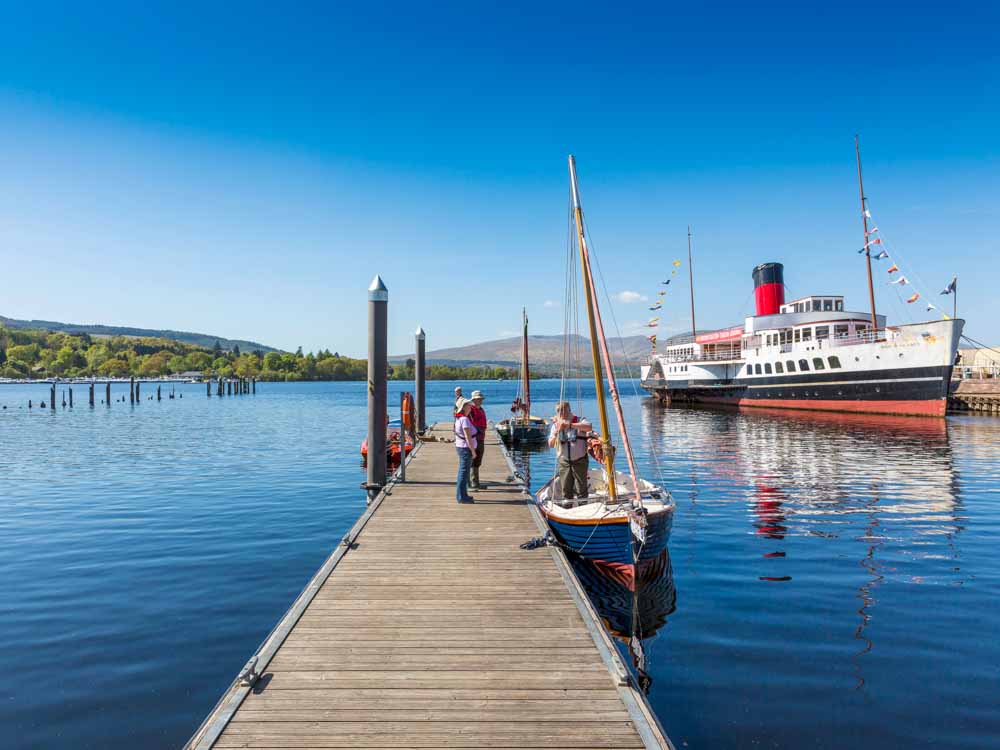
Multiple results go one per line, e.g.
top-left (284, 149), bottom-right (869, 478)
top-left (237, 655), bottom-right (259, 687)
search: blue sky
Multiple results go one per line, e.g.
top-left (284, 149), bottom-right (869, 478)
top-left (1, 2), bottom-right (997, 355)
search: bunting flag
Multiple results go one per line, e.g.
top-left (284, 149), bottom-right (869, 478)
top-left (647, 321), bottom-right (659, 328)
top-left (661, 279), bottom-right (671, 285)
top-left (874, 250), bottom-right (889, 260)
top-left (647, 334), bottom-right (657, 344)
top-left (890, 276), bottom-right (908, 286)
top-left (857, 247), bottom-right (867, 254)
top-left (649, 303), bottom-right (662, 311)
top-left (671, 269), bottom-right (677, 276)
top-left (657, 290), bottom-right (667, 296)
top-left (672, 260), bottom-right (682, 267)
top-left (865, 237), bottom-right (882, 248)
top-left (926, 303), bottom-right (936, 312)
top-left (866, 226), bottom-right (879, 236)
top-left (864, 209), bottom-right (871, 218)
top-left (940, 276), bottom-right (957, 295)
top-left (647, 317), bottom-right (660, 324)
top-left (906, 292), bottom-right (920, 304)
top-left (887, 264), bottom-right (900, 274)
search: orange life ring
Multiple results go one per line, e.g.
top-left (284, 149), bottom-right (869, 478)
top-left (401, 392), bottom-right (416, 434)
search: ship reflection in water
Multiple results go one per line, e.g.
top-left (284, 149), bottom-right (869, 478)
top-left (570, 551), bottom-right (676, 694)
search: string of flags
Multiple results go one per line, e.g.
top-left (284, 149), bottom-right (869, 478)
top-left (858, 208), bottom-right (956, 313)
top-left (645, 259), bottom-right (685, 349)
top-left (649, 302), bottom-right (662, 311)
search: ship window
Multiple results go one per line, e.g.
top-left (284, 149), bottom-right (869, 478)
top-left (775, 361), bottom-right (784, 373)
top-left (786, 360), bottom-right (796, 372)
top-left (834, 324), bottom-right (849, 338)
top-left (828, 356), bottom-right (842, 369)
top-left (802, 328), bottom-right (812, 341)
top-left (745, 364), bottom-right (752, 375)
top-left (794, 329), bottom-right (801, 342)
top-left (799, 359), bottom-right (810, 371)
top-left (823, 299), bottom-right (833, 311)
top-left (835, 300), bottom-right (844, 311)
top-left (764, 363), bottom-right (772, 374)
top-left (754, 364), bottom-right (762, 375)
top-left (815, 326), bottom-right (829, 340)
top-left (813, 357), bottom-right (826, 370)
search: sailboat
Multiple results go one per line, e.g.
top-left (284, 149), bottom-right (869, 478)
top-left (536, 155), bottom-right (675, 584)
top-left (496, 308), bottom-right (548, 444)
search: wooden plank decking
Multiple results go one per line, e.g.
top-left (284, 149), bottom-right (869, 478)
top-left (185, 423), bottom-right (671, 749)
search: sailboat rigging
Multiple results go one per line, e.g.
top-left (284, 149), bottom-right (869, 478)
top-left (536, 155), bottom-right (675, 585)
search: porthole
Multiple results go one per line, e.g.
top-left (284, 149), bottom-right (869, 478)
top-left (855, 356), bottom-right (860, 362)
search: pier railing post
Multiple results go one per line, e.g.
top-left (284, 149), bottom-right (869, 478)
top-left (415, 327), bottom-right (426, 434)
top-left (366, 275), bottom-right (388, 502)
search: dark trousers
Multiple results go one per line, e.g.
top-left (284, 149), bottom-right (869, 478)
top-left (456, 447), bottom-right (474, 501)
top-left (558, 456), bottom-right (589, 499)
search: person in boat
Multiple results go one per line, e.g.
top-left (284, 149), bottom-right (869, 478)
top-left (453, 386), bottom-right (463, 414)
top-left (548, 401), bottom-right (591, 500)
top-left (468, 390), bottom-right (488, 490)
top-left (454, 397), bottom-right (478, 504)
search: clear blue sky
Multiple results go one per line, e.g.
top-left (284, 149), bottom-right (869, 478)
top-left (1, 2), bottom-right (997, 355)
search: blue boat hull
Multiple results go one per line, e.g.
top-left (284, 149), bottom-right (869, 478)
top-left (543, 506), bottom-right (672, 568)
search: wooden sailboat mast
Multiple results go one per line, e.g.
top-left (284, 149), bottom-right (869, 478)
top-left (521, 308), bottom-right (530, 421)
top-left (687, 226), bottom-right (696, 339)
top-left (568, 155), bottom-right (618, 500)
top-left (855, 135), bottom-right (878, 332)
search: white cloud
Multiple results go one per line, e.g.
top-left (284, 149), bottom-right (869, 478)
top-left (614, 290), bottom-right (648, 304)
top-left (543, 300), bottom-right (559, 308)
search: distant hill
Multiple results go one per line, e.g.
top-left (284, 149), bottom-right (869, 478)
top-left (392, 333), bottom-right (658, 370)
top-left (0, 315), bottom-right (280, 353)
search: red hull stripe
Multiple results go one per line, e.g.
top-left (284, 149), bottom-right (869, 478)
top-left (694, 395), bottom-right (946, 417)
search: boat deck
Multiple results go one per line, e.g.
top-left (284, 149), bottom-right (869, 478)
top-left (185, 422), bottom-right (670, 749)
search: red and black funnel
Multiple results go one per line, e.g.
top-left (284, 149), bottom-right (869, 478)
top-left (752, 262), bottom-right (785, 316)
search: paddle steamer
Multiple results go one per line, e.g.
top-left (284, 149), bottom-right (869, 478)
top-left (640, 261), bottom-right (963, 417)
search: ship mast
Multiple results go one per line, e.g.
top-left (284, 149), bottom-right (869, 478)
top-left (687, 226), bottom-right (696, 340)
top-left (855, 135), bottom-right (878, 332)
top-left (568, 155), bottom-right (617, 500)
top-left (521, 308), bottom-right (530, 422)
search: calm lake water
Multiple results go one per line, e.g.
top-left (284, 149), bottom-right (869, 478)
top-left (1, 379), bottom-right (998, 749)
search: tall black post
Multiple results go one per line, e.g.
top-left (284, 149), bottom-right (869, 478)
top-left (415, 326), bottom-right (426, 433)
top-left (366, 275), bottom-right (388, 500)
top-left (89, 382), bottom-right (95, 407)
top-left (207, 380), bottom-right (211, 397)
top-left (50, 383), bottom-right (56, 410)
top-left (135, 381), bottom-right (140, 401)
top-left (130, 377), bottom-right (135, 404)
top-left (106, 381), bottom-right (111, 405)
top-left (252, 377), bottom-right (256, 394)
top-left (69, 387), bottom-right (73, 408)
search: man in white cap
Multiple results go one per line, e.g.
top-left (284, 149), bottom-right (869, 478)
top-left (468, 390), bottom-right (488, 489)
top-left (453, 386), bottom-right (463, 414)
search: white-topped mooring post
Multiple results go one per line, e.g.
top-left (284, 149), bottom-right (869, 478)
top-left (366, 275), bottom-right (389, 501)
top-left (415, 326), bottom-right (426, 433)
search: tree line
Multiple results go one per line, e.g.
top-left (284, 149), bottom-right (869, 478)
top-left (0, 325), bottom-right (517, 382)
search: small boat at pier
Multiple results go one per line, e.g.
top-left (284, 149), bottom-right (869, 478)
top-left (536, 156), bottom-right (675, 585)
top-left (497, 308), bottom-right (548, 444)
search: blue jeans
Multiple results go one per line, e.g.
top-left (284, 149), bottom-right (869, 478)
top-left (456, 447), bottom-right (474, 501)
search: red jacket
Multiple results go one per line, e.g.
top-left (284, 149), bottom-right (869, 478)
top-left (469, 404), bottom-right (488, 433)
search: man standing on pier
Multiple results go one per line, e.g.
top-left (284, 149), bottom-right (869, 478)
top-left (468, 391), bottom-right (488, 489)
top-left (454, 386), bottom-right (463, 414)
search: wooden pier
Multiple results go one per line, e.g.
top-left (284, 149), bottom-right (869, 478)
top-left (185, 423), bottom-right (671, 749)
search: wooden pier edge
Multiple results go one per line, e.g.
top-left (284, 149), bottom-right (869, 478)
top-left (495, 432), bottom-right (675, 750)
top-left (182, 441), bottom-right (427, 750)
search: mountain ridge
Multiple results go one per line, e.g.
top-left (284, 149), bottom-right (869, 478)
top-left (0, 315), bottom-right (280, 353)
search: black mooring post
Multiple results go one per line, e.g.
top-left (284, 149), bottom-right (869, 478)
top-left (135, 381), bottom-right (140, 402)
top-left (207, 380), bottom-right (211, 397)
top-left (130, 377), bottom-right (135, 404)
top-left (89, 382), bottom-right (95, 407)
top-left (106, 381), bottom-right (111, 405)
top-left (415, 326), bottom-right (426, 433)
top-left (252, 377), bottom-right (256, 394)
top-left (157, 385), bottom-right (161, 401)
top-left (50, 383), bottom-right (56, 410)
top-left (366, 275), bottom-right (388, 502)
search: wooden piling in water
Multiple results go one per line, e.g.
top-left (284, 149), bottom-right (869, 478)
top-left (89, 382), bottom-right (95, 407)
top-left (68, 387), bottom-right (73, 408)
top-left (135, 381), bottom-right (141, 401)
top-left (106, 381), bottom-right (111, 405)
top-left (50, 384), bottom-right (56, 410)
top-left (157, 385), bottom-right (162, 401)
top-left (252, 377), bottom-right (256, 394)
top-left (366, 275), bottom-right (389, 500)
top-left (130, 377), bottom-right (135, 404)
top-left (415, 326), bottom-right (426, 433)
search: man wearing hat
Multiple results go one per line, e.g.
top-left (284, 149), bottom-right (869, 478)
top-left (468, 390), bottom-right (488, 489)
top-left (454, 386), bottom-right (464, 414)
